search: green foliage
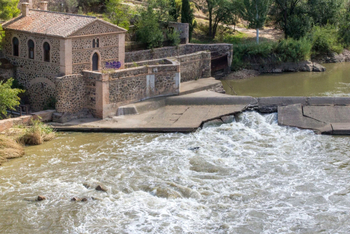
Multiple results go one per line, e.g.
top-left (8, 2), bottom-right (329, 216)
top-left (283, 12), bottom-right (312, 40)
top-left (169, 0), bottom-right (181, 21)
top-left (309, 25), bottom-right (343, 55)
top-left (0, 78), bottom-right (24, 119)
top-left (273, 0), bottom-right (311, 39)
top-left (166, 28), bottom-right (180, 46)
top-left (0, 0), bottom-right (20, 20)
top-left (135, 6), bottom-right (164, 49)
top-left (231, 38), bottom-right (312, 70)
top-left (195, 0), bottom-right (238, 38)
top-left (307, 0), bottom-right (344, 26)
top-left (275, 38), bottom-right (312, 62)
top-left (238, 0), bottom-right (271, 29)
top-left (104, 0), bottom-right (135, 30)
top-left (338, 6), bottom-right (350, 48)
top-left (181, 0), bottom-right (195, 41)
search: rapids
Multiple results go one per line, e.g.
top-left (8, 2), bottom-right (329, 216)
top-left (1, 112), bottom-right (350, 233)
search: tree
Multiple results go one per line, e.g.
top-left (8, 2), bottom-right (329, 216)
top-left (135, 5), bottom-right (164, 48)
top-left (196, 0), bottom-right (238, 38)
top-left (273, 0), bottom-right (312, 39)
top-left (0, 0), bottom-right (20, 20)
top-left (181, 0), bottom-right (195, 41)
top-left (307, 0), bottom-right (344, 27)
top-left (170, 0), bottom-right (181, 21)
top-left (0, 78), bottom-right (24, 119)
top-left (239, 0), bottom-right (271, 44)
top-left (104, 0), bottom-right (134, 30)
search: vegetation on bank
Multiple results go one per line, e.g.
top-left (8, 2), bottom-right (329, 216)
top-left (0, 120), bottom-right (56, 165)
top-left (0, 78), bottom-right (24, 119)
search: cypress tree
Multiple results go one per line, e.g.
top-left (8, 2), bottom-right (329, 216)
top-left (181, 0), bottom-right (195, 42)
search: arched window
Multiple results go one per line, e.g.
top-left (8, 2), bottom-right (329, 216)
top-left (28, 39), bottom-right (34, 59)
top-left (43, 42), bottom-right (50, 62)
top-left (96, 39), bottom-right (99, 47)
top-left (92, 39), bottom-right (96, 48)
top-left (92, 52), bottom-right (99, 71)
top-left (12, 37), bottom-right (19, 56)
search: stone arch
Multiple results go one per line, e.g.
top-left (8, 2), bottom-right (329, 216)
top-left (28, 78), bottom-right (56, 111)
top-left (90, 50), bottom-right (101, 71)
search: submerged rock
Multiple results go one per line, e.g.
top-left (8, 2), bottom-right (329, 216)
top-left (37, 196), bottom-right (46, 201)
top-left (95, 185), bottom-right (107, 192)
top-left (71, 197), bottom-right (88, 202)
top-left (24, 195), bottom-right (46, 202)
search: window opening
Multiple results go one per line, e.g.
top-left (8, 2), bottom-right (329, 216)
top-left (28, 39), bottom-right (35, 59)
top-left (13, 37), bottom-right (19, 56)
top-left (43, 42), bottom-right (50, 62)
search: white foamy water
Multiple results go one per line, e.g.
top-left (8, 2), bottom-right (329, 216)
top-left (1, 112), bottom-right (350, 233)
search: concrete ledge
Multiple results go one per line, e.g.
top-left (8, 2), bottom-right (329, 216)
top-left (0, 110), bottom-right (56, 133)
top-left (53, 126), bottom-right (198, 133)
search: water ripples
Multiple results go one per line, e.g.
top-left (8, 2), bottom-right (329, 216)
top-left (1, 112), bottom-right (350, 233)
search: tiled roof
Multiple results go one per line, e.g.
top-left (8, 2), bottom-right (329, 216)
top-left (2, 9), bottom-right (125, 38)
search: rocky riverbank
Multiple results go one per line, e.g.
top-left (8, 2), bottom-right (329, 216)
top-left (224, 49), bottom-right (350, 80)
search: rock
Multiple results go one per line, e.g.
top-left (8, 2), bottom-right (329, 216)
top-left (188, 147), bottom-right (200, 151)
top-left (83, 183), bottom-right (91, 189)
top-left (37, 196), bottom-right (46, 201)
top-left (221, 115), bottom-right (235, 123)
top-left (312, 63), bottom-right (326, 72)
top-left (32, 110), bottom-right (56, 122)
top-left (95, 185), bottom-right (107, 192)
top-left (71, 197), bottom-right (88, 202)
top-left (202, 119), bottom-right (223, 128)
top-left (272, 68), bottom-right (282, 73)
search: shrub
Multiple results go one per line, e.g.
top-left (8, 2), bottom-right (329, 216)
top-left (166, 28), bottom-right (180, 46)
top-left (135, 6), bottom-right (163, 49)
top-left (275, 38), bottom-right (312, 62)
top-left (309, 25), bottom-right (343, 55)
top-left (19, 120), bottom-right (55, 145)
top-left (0, 78), bottom-right (24, 119)
top-left (338, 8), bottom-right (350, 48)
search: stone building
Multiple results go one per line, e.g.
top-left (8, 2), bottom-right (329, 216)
top-left (2, 1), bottom-right (232, 121)
top-left (2, 0), bottom-right (126, 111)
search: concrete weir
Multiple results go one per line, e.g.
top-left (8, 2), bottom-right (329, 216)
top-left (51, 91), bottom-right (350, 135)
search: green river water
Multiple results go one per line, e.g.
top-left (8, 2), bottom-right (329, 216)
top-left (1, 63), bottom-right (350, 233)
top-left (222, 63), bottom-right (350, 97)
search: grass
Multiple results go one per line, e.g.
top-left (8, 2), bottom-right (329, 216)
top-left (0, 135), bottom-right (25, 165)
top-left (18, 120), bottom-right (55, 145)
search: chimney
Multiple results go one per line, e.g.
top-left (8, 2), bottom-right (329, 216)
top-left (22, 3), bottom-right (29, 17)
top-left (40, 1), bottom-right (48, 11)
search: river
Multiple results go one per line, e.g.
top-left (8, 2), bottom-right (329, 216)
top-left (1, 112), bottom-right (350, 233)
top-left (222, 63), bottom-right (350, 97)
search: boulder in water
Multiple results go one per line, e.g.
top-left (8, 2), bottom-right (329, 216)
top-left (95, 185), bottom-right (107, 192)
top-left (37, 196), bottom-right (46, 201)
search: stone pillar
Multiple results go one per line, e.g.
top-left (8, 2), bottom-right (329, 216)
top-left (21, 3), bottom-right (29, 16)
top-left (60, 39), bottom-right (72, 75)
top-left (95, 74), bottom-right (110, 119)
top-left (118, 33), bottom-right (125, 69)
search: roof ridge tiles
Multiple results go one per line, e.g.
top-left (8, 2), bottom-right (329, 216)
top-left (30, 9), bottom-right (96, 19)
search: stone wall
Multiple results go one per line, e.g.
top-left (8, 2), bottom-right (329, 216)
top-left (169, 22), bottom-right (189, 44)
top-left (80, 60), bottom-right (180, 118)
top-left (55, 74), bottom-right (86, 113)
top-left (125, 43), bottom-right (232, 77)
top-left (72, 33), bottom-right (125, 73)
top-left (176, 52), bottom-right (211, 82)
top-left (3, 30), bottom-right (61, 111)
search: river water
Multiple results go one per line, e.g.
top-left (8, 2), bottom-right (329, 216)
top-left (1, 112), bottom-right (350, 233)
top-left (222, 63), bottom-right (350, 97)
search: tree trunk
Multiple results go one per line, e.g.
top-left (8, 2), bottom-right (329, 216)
top-left (208, 10), bottom-right (213, 37)
top-left (256, 28), bottom-right (259, 44)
